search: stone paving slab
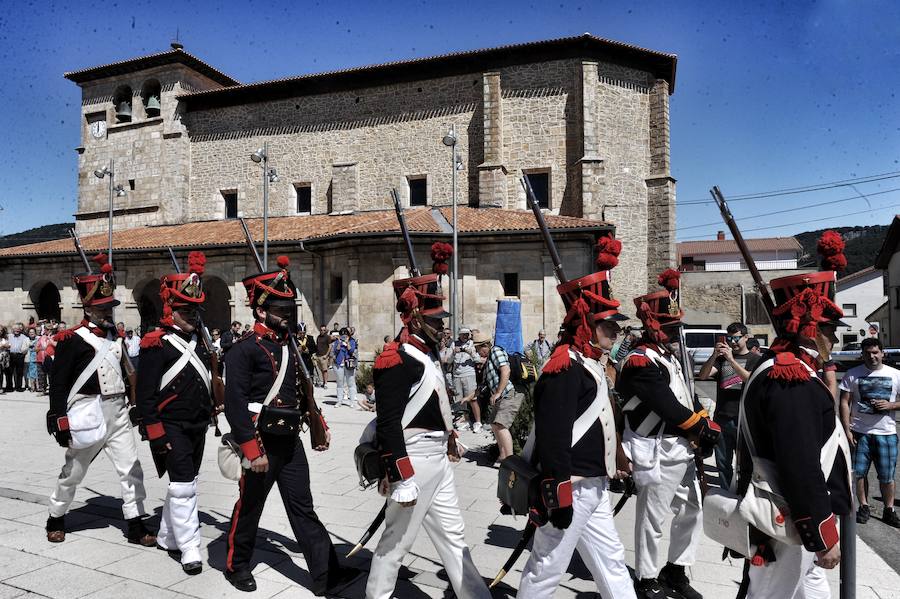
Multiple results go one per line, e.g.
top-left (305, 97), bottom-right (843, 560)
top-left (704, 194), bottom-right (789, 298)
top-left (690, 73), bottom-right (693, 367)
top-left (1, 387), bottom-right (899, 598)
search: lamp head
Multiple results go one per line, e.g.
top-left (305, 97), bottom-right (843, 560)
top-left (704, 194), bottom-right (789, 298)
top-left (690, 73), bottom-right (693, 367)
top-left (268, 168), bottom-right (279, 183)
top-left (441, 126), bottom-right (457, 147)
top-left (93, 168), bottom-right (109, 179)
top-left (250, 148), bottom-right (266, 163)
top-left (114, 185), bottom-right (127, 197)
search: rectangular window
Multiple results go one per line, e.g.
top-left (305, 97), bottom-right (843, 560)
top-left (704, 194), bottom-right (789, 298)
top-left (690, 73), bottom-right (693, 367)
top-left (295, 184), bottom-right (311, 214)
top-left (408, 176), bottom-right (427, 206)
top-left (842, 303), bottom-right (857, 317)
top-left (842, 334), bottom-right (858, 346)
top-left (753, 334), bottom-right (768, 346)
top-left (524, 172), bottom-right (550, 209)
top-left (895, 288), bottom-right (900, 310)
top-left (330, 274), bottom-right (344, 303)
top-left (128, 179), bottom-right (136, 191)
top-left (222, 191), bottom-right (238, 219)
top-left (502, 272), bottom-right (520, 297)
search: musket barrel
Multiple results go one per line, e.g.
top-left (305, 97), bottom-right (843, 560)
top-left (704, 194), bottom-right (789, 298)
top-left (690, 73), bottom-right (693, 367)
top-left (391, 189), bottom-right (420, 277)
top-left (520, 177), bottom-right (567, 283)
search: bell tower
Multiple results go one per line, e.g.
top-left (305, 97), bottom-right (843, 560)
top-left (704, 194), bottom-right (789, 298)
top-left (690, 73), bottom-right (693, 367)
top-left (66, 44), bottom-right (238, 235)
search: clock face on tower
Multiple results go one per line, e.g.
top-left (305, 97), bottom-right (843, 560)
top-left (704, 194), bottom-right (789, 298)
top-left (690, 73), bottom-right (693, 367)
top-left (90, 120), bottom-right (107, 139)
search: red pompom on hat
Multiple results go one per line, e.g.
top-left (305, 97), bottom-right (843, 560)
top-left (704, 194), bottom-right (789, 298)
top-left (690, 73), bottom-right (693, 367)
top-left (277, 255), bottom-right (290, 269)
top-left (817, 230), bottom-right (847, 272)
top-left (431, 242), bottom-right (453, 275)
top-left (187, 251), bottom-right (206, 275)
top-left (657, 268), bottom-right (681, 292)
top-left (595, 236), bottom-right (622, 270)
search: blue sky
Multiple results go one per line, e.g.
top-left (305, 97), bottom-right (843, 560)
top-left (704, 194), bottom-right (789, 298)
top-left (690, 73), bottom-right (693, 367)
top-left (0, 0), bottom-right (898, 240)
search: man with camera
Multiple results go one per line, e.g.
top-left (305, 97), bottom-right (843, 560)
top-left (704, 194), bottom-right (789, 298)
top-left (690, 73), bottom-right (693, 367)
top-left (332, 327), bottom-right (358, 407)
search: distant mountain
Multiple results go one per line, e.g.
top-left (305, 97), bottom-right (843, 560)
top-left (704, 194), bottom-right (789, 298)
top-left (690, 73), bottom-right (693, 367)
top-left (0, 223), bottom-right (74, 249)
top-left (795, 225), bottom-right (889, 277)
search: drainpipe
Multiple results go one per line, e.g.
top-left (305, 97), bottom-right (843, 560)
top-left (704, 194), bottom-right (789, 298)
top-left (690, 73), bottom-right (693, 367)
top-left (299, 240), bottom-right (325, 327)
top-left (740, 284), bottom-right (746, 324)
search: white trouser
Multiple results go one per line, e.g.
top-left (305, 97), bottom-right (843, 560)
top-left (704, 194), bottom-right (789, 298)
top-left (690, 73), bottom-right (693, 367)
top-left (49, 395), bottom-right (147, 520)
top-left (747, 543), bottom-right (830, 599)
top-left (519, 477), bottom-right (636, 599)
top-left (366, 434), bottom-right (490, 599)
top-left (335, 365), bottom-right (355, 405)
top-left (631, 435), bottom-right (702, 579)
top-left (156, 478), bottom-right (202, 565)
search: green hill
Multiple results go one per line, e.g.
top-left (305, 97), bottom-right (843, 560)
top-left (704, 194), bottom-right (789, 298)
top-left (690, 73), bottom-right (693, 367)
top-left (795, 225), bottom-right (889, 277)
top-left (0, 223), bottom-right (74, 249)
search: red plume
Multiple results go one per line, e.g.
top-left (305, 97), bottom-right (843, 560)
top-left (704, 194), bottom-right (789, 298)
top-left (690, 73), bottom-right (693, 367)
top-left (100, 263), bottom-right (113, 274)
top-left (396, 286), bottom-right (419, 316)
top-left (277, 255), bottom-right (290, 269)
top-left (187, 251), bottom-right (206, 275)
top-left (657, 268), bottom-right (681, 291)
top-left (595, 236), bottom-right (622, 270)
top-left (817, 231), bottom-right (846, 272)
top-left (431, 242), bottom-right (453, 275)
top-left (92, 253), bottom-right (109, 267)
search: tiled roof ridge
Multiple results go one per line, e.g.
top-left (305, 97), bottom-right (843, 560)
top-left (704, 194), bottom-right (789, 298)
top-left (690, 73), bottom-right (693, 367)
top-left (179, 33), bottom-right (675, 100)
top-left (64, 47), bottom-right (239, 86)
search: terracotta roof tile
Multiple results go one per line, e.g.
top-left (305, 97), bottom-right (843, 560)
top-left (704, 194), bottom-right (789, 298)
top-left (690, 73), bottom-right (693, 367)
top-left (0, 208), bottom-right (609, 258)
top-left (677, 237), bottom-right (801, 257)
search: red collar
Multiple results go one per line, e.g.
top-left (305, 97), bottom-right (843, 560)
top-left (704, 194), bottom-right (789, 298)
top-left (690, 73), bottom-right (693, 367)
top-left (397, 328), bottom-right (434, 356)
top-left (80, 319), bottom-right (107, 338)
top-left (254, 321), bottom-right (285, 342)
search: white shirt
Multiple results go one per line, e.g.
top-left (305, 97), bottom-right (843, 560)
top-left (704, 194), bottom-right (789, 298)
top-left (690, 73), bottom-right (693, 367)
top-left (124, 335), bottom-right (141, 358)
top-left (839, 363), bottom-right (900, 435)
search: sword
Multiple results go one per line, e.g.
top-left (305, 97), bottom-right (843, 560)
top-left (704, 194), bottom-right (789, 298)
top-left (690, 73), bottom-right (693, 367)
top-left (346, 502), bottom-right (387, 558)
top-left (489, 520), bottom-right (537, 588)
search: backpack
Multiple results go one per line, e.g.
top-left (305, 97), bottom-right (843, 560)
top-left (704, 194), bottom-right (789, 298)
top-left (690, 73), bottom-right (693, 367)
top-left (507, 351), bottom-right (538, 385)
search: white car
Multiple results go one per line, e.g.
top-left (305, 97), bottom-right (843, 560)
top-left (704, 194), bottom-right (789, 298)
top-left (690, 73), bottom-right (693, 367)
top-left (683, 328), bottom-right (727, 375)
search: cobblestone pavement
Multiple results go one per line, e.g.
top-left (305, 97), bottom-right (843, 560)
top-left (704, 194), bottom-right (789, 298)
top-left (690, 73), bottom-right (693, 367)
top-left (0, 385), bottom-right (897, 598)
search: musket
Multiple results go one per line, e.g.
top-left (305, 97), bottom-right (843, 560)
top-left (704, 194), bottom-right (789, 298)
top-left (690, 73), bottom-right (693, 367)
top-left (167, 247), bottom-right (224, 436)
top-left (238, 218), bottom-right (328, 450)
top-left (391, 188), bottom-right (421, 277)
top-left (711, 186), bottom-right (779, 333)
top-left (69, 229), bottom-right (92, 272)
top-left (520, 176), bottom-right (567, 284)
top-left (346, 503), bottom-right (387, 558)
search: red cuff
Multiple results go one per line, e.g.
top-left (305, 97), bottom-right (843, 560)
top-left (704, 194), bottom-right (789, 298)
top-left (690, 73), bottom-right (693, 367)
top-left (145, 422), bottom-right (166, 440)
top-left (819, 514), bottom-right (839, 549)
top-left (240, 439), bottom-right (264, 462)
top-left (56, 416), bottom-right (69, 432)
top-left (396, 456), bottom-right (414, 480)
top-left (541, 478), bottom-right (573, 509)
top-left (319, 413), bottom-right (329, 431)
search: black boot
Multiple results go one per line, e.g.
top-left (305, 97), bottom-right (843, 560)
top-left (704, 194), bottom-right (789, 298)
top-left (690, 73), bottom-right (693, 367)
top-left (46, 515), bottom-right (65, 543)
top-left (319, 566), bottom-right (363, 596)
top-left (659, 562), bottom-right (703, 599)
top-left (126, 517), bottom-right (157, 547)
top-left (225, 569), bottom-right (257, 592)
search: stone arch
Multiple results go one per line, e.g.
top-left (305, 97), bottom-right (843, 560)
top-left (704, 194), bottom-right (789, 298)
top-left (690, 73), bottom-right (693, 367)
top-left (113, 85), bottom-right (133, 122)
top-left (28, 280), bottom-right (61, 322)
top-left (140, 78), bottom-right (161, 117)
top-left (202, 275), bottom-right (232, 334)
top-left (133, 277), bottom-right (162, 334)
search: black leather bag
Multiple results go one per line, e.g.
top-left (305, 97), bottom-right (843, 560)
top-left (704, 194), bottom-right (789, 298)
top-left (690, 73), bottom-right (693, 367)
top-left (354, 442), bottom-right (384, 488)
top-left (257, 405), bottom-right (303, 436)
top-left (497, 454), bottom-right (540, 516)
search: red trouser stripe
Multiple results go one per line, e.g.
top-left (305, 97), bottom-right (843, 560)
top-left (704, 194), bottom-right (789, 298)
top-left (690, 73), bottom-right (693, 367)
top-left (226, 474), bottom-right (245, 572)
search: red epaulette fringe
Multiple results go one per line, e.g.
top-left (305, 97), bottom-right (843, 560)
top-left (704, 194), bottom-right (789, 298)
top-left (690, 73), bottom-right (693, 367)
top-left (768, 352), bottom-right (811, 382)
top-left (140, 330), bottom-right (166, 349)
top-left (541, 344), bottom-right (572, 374)
top-left (623, 353), bottom-right (651, 369)
top-left (375, 342), bottom-right (402, 369)
top-left (53, 327), bottom-right (76, 342)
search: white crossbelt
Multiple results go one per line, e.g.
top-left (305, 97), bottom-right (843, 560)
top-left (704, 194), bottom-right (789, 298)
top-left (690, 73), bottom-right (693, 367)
top-left (66, 329), bottom-right (114, 410)
top-left (248, 345), bottom-right (289, 415)
top-left (160, 334), bottom-right (211, 394)
top-left (401, 343), bottom-right (453, 430)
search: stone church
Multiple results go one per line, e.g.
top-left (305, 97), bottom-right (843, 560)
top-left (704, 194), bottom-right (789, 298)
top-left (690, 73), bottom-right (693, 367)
top-left (0, 33), bottom-right (677, 359)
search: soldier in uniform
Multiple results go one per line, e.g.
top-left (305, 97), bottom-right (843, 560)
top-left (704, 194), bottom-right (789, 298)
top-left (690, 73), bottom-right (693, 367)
top-left (616, 269), bottom-right (720, 599)
top-left (44, 253), bottom-right (156, 546)
top-left (366, 243), bottom-right (490, 599)
top-left (223, 255), bottom-right (359, 594)
top-left (737, 232), bottom-right (852, 598)
top-left (136, 251), bottom-right (212, 574)
top-left (518, 236), bottom-right (635, 598)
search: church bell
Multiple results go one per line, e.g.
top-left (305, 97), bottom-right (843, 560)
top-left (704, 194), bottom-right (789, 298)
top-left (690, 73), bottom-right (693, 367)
top-left (145, 95), bottom-right (161, 117)
top-left (116, 101), bottom-right (132, 123)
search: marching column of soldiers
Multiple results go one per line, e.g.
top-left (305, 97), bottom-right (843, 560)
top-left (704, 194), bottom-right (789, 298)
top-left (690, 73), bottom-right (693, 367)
top-left (41, 226), bottom-right (852, 599)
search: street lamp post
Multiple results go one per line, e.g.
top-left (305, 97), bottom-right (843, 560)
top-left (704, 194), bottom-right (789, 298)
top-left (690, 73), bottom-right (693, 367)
top-left (93, 160), bottom-right (126, 270)
top-left (442, 125), bottom-right (460, 336)
top-left (250, 142), bottom-right (279, 270)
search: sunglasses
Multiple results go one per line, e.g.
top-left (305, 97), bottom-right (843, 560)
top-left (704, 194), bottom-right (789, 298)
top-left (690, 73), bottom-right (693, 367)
top-left (726, 335), bottom-right (744, 343)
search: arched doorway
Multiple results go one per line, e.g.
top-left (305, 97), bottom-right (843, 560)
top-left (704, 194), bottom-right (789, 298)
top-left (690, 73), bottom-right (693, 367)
top-left (202, 276), bottom-right (231, 334)
top-left (29, 281), bottom-right (61, 322)
top-left (132, 277), bottom-right (162, 334)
